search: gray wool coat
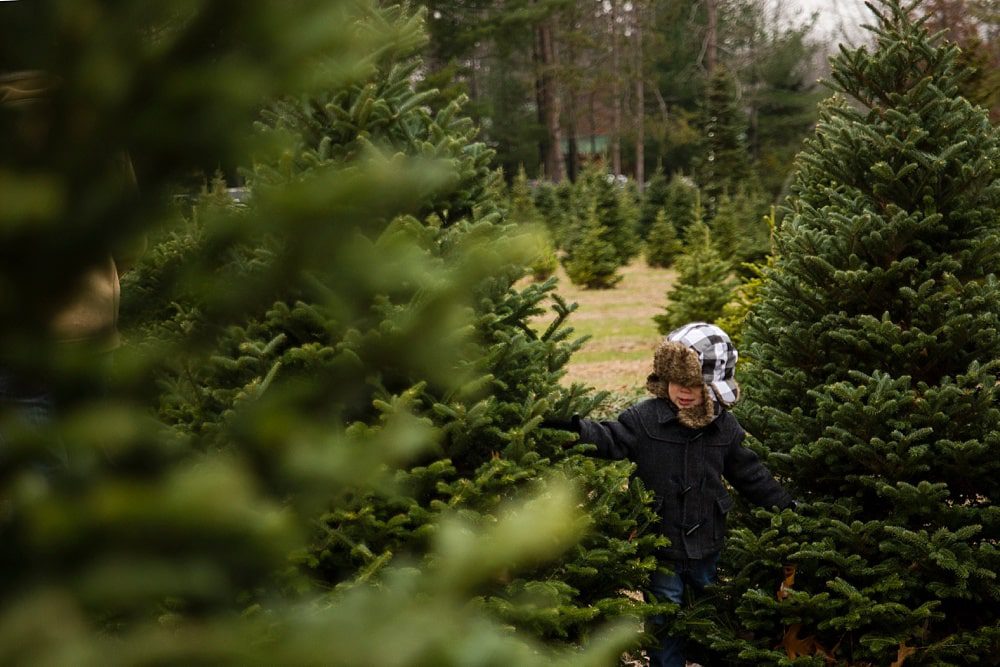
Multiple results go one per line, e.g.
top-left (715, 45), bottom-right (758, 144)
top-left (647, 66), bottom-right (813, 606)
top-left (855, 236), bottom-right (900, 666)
top-left (574, 397), bottom-right (793, 560)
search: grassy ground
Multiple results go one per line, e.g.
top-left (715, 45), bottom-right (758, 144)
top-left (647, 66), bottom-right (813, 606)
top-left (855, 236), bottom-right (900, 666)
top-left (530, 257), bottom-right (677, 395)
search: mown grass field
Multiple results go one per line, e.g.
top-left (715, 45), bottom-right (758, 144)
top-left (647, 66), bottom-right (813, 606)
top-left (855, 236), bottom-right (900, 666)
top-left (531, 258), bottom-right (677, 394)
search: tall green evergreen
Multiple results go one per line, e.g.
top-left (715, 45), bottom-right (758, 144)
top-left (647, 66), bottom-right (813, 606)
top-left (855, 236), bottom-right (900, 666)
top-left (704, 1), bottom-right (1000, 663)
top-left (653, 219), bottom-right (734, 333)
top-left (127, 3), bottom-right (665, 653)
top-left (693, 67), bottom-right (753, 215)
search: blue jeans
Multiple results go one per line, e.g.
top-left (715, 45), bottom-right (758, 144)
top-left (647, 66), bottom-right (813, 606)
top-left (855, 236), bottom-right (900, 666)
top-left (646, 553), bottom-right (720, 667)
top-left (0, 367), bottom-right (63, 468)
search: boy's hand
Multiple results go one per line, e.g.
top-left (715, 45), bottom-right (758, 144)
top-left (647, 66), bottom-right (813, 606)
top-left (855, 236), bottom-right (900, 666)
top-left (540, 416), bottom-right (580, 433)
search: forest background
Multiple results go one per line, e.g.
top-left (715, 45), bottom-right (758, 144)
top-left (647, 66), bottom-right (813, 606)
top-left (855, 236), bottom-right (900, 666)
top-left (419, 0), bottom-right (1000, 195)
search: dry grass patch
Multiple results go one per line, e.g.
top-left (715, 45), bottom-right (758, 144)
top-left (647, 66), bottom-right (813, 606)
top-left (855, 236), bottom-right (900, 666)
top-left (530, 258), bottom-right (677, 393)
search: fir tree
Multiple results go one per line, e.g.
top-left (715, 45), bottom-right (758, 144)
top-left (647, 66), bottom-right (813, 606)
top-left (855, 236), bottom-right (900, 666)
top-left (127, 3), bottom-right (664, 653)
top-left (3, 2), bottom-right (652, 663)
top-left (528, 230), bottom-right (559, 281)
top-left (564, 200), bottom-right (625, 289)
top-left (693, 67), bottom-right (753, 215)
top-left (509, 164), bottom-right (541, 227)
top-left (638, 166), bottom-right (671, 240)
top-left (653, 219), bottom-right (735, 333)
top-left (710, 187), bottom-right (771, 271)
top-left (565, 164), bottom-right (640, 266)
top-left (532, 178), bottom-right (565, 246)
top-left (662, 174), bottom-right (700, 240)
top-left (715, 208), bottom-right (777, 349)
top-left (645, 208), bottom-right (683, 268)
top-left (508, 165), bottom-right (557, 280)
top-left (705, 1), bottom-right (1000, 663)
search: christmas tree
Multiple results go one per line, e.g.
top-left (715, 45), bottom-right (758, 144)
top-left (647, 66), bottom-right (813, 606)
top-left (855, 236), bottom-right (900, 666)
top-left (638, 166), bottom-right (671, 241)
top-left (716, 208), bottom-right (777, 350)
top-left (509, 165), bottom-right (558, 280)
top-left (662, 173), bottom-right (700, 241)
top-left (705, 0), bottom-right (1000, 663)
top-left (653, 219), bottom-right (735, 333)
top-left (509, 165), bottom-right (542, 227)
top-left (564, 200), bottom-right (625, 289)
top-left (709, 188), bottom-right (771, 271)
top-left (1, 2), bottom-right (655, 663)
top-left (564, 164), bottom-right (640, 267)
top-left (645, 208), bottom-right (683, 269)
top-left (126, 1), bottom-right (665, 654)
top-left (694, 67), bottom-right (753, 216)
top-left (532, 178), bottom-right (566, 247)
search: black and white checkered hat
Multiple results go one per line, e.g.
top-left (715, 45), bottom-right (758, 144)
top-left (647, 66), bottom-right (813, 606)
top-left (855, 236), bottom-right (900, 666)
top-left (666, 322), bottom-right (740, 407)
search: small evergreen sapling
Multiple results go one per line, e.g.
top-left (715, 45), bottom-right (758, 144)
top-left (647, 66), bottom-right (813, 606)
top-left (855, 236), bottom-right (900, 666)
top-left (654, 219), bottom-right (735, 333)
top-left (662, 174), bottom-right (700, 240)
top-left (715, 208), bottom-right (777, 349)
top-left (709, 188), bottom-right (771, 271)
top-left (564, 200), bottom-right (624, 289)
top-left (645, 209), bottom-right (683, 268)
top-left (638, 166), bottom-right (671, 240)
top-left (532, 179), bottom-right (565, 247)
top-left (509, 165), bottom-right (557, 280)
top-left (509, 165), bottom-right (541, 227)
top-left (568, 164), bottom-right (640, 266)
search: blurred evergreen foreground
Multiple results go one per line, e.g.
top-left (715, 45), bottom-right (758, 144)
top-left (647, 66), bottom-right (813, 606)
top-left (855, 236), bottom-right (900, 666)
top-left (0, 2), bottom-right (664, 665)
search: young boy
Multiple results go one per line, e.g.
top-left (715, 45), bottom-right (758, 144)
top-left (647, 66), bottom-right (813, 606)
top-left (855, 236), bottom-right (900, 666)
top-left (552, 322), bottom-right (793, 667)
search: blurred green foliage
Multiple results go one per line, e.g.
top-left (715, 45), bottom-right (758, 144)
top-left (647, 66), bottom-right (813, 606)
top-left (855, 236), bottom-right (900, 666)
top-left (1, 1), bottom-right (666, 663)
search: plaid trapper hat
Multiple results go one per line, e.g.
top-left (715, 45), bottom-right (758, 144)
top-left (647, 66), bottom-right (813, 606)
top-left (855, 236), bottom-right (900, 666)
top-left (646, 322), bottom-right (740, 420)
top-left (667, 322), bottom-right (740, 407)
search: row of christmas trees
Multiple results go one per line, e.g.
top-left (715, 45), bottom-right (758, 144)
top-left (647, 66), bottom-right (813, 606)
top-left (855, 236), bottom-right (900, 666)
top-left (502, 160), bottom-right (771, 349)
top-left (503, 160), bottom-right (771, 290)
top-left (2, 0), bottom-right (997, 664)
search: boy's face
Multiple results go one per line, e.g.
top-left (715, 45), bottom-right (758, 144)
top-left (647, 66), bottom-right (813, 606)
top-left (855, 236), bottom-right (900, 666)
top-left (668, 382), bottom-right (704, 408)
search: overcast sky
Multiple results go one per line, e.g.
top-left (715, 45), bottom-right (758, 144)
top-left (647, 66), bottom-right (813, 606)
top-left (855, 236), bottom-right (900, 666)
top-left (785, 0), bottom-right (876, 45)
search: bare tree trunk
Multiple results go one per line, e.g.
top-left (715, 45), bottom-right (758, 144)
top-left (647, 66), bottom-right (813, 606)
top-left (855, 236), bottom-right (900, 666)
top-left (533, 31), bottom-right (546, 176)
top-left (589, 91), bottom-right (598, 156)
top-left (565, 6), bottom-right (580, 182)
top-left (536, 17), bottom-right (565, 182)
top-left (567, 114), bottom-right (579, 181)
top-left (633, 1), bottom-right (646, 191)
top-left (610, 0), bottom-right (622, 176)
top-left (705, 0), bottom-right (718, 74)
top-left (653, 86), bottom-right (669, 125)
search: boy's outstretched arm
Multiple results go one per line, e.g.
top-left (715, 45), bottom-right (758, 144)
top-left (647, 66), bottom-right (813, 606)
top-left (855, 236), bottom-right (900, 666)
top-left (544, 408), bottom-right (640, 461)
top-left (724, 429), bottom-right (794, 510)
